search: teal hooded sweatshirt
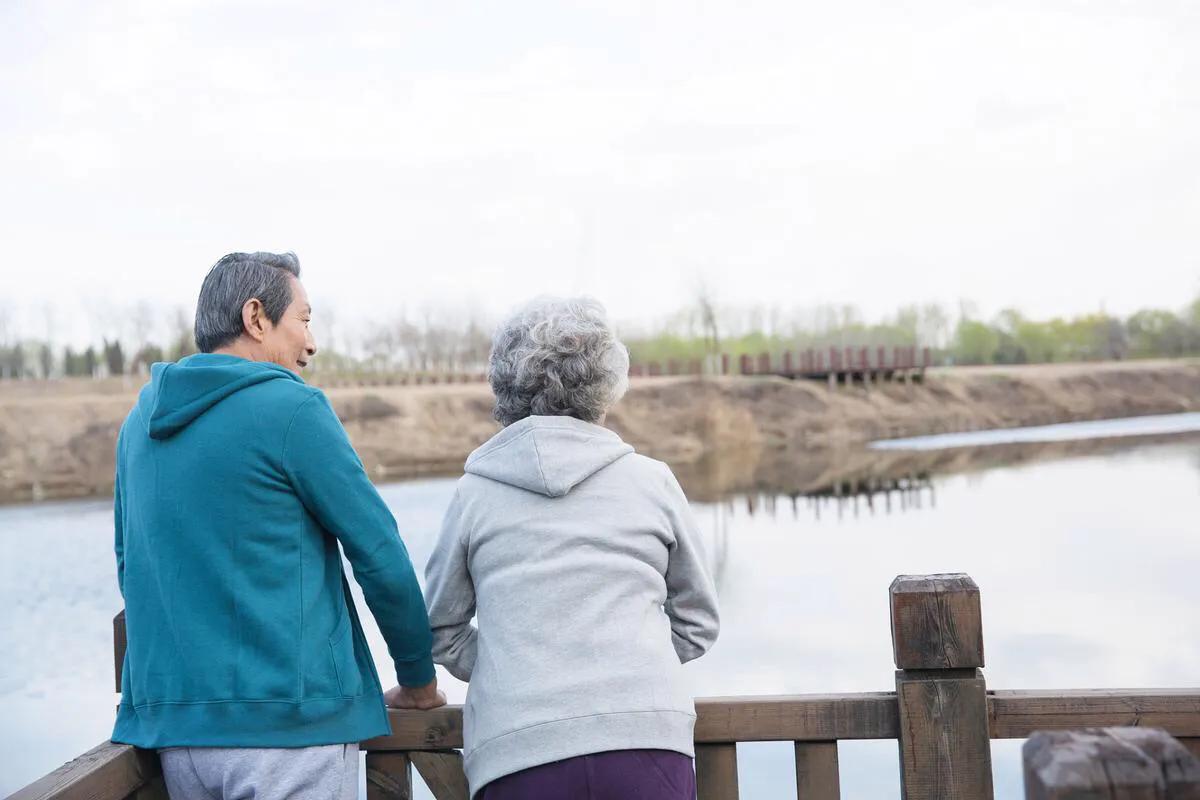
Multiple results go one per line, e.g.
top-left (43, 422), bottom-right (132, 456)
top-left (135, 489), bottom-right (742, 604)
top-left (111, 353), bottom-right (435, 748)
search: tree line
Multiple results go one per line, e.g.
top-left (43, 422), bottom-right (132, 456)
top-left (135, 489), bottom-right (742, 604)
top-left (0, 294), bottom-right (1197, 380)
top-left (621, 293), bottom-right (1200, 367)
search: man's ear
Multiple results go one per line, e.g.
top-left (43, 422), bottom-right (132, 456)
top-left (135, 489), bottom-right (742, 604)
top-left (241, 298), bottom-right (269, 343)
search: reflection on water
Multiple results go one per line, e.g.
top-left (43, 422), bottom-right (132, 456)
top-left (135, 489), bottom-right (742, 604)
top-left (2, 436), bottom-right (1199, 799)
top-left (728, 474), bottom-right (936, 522)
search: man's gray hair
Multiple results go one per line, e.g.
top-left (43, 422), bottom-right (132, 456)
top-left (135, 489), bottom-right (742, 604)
top-left (194, 252), bottom-right (301, 353)
top-left (489, 296), bottom-right (630, 427)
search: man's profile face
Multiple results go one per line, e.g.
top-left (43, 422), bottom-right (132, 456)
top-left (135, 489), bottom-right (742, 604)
top-left (261, 276), bottom-right (317, 373)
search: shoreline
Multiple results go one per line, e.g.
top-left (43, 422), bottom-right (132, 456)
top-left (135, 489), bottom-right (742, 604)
top-left (1, 359), bottom-right (1197, 506)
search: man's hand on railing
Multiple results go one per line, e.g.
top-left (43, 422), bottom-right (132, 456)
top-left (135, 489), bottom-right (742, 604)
top-left (384, 678), bottom-right (447, 710)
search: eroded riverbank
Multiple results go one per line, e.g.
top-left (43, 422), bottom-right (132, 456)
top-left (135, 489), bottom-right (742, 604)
top-left (1, 359), bottom-right (1197, 504)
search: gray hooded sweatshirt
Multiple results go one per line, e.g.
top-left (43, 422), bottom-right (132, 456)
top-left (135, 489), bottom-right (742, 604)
top-left (424, 415), bottom-right (720, 796)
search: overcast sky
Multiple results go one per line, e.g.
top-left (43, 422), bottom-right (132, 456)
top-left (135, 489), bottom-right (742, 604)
top-left (2, 0), bottom-right (1198, 344)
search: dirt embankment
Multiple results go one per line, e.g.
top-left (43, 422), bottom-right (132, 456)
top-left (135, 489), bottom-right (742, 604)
top-left (1, 359), bottom-right (1197, 506)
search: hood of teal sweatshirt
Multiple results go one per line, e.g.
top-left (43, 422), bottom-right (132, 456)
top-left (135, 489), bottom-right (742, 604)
top-left (464, 415), bottom-right (634, 497)
top-left (138, 353), bottom-right (305, 440)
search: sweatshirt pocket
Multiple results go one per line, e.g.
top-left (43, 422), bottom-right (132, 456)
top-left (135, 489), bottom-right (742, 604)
top-left (329, 612), bottom-right (364, 698)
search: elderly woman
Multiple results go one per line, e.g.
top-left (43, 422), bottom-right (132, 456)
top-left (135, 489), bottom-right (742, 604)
top-left (424, 297), bottom-right (720, 799)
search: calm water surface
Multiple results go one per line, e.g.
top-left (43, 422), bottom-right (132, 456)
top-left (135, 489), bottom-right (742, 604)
top-left (2, 437), bottom-right (1198, 798)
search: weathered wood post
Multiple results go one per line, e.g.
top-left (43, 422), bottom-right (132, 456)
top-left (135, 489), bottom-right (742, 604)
top-left (1023, 728), bottom-right (1200, 799)
top-left (891, 574), bottom-right (994, 800)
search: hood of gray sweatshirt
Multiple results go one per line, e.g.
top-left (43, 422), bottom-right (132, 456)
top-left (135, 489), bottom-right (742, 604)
top-left (463, 414), bottom-right (634, 497)
top-left (425, 414), bottom-right (721, 796)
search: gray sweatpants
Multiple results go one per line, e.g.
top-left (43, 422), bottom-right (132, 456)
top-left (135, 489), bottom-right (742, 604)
top-left (159, 744), bottom-right (358, 800)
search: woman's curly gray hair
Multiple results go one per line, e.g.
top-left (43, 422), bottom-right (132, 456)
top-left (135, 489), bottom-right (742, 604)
top-left (489, 296), bottom-right (630, 427)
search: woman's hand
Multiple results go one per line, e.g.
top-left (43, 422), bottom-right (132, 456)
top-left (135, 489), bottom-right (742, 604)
top-left (384, 679), bottom-right (447, 710)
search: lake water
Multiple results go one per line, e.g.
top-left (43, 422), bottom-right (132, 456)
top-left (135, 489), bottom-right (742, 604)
top-left (870, 411), bottom-right (1200, 451)
top-left (2, 422), bottom-right (1199, 798)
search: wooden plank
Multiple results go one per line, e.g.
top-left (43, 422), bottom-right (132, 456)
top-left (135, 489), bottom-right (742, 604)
top-left (9, 741), bottom-right (160, 800)
top-left (410, 751), bottom-right (469, 800)
top-left (890, 574), bottom-right (984, 669)
top-left (114, 610), bottom-right (126, 693)
top-left (1023, 727), bottom-right (1200, 799)
top-left (989, 689), bottom-right (1200, 739)
top-left (366, 752), bottom-right (413, 800)
top-left (367, 694), bottom-right (900, 751)
top-left (696, 743), bottom-right (739, 800)
top-left (794, 741), bottom-right (840, 800)
top-left (896, 669), bottom-right (994, 800)
top-left (1183, 738), bottom-right (1200, 760)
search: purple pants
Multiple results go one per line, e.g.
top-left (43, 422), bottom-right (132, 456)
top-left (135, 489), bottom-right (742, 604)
top-left (478, 749), bottom-right (696, 800)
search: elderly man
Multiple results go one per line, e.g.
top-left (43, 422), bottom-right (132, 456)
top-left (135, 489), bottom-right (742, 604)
top-left (111, 252), bottom-right (443, 800)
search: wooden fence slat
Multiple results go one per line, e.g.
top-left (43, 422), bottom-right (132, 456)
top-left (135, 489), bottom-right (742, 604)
top-left (410, 751), bottom-right (470, 800)
top-left (131, 775), bottom-right (169, 800)
top-left (794, 741), bottom-right (840, 799)
top-left (696, 743), bottom-right (739, 800)
top-left (366, 752), bottom-right (413, 800)
top-left (114, 611), bottom-right (126, 692)
top-left (8, 741), bottom-right (160, 800)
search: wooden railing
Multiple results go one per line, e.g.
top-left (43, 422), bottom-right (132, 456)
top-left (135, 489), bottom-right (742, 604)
top-left (10, 572), bottom-right (1200, 800)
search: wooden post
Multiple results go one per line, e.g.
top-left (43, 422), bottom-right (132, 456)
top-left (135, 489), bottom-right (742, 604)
top-left (367, 752), bottom-right (414, 800)
top-left (1023, 728), bottom-right (1200, 799)
top-left (891, 574), bottom-right (994, 800)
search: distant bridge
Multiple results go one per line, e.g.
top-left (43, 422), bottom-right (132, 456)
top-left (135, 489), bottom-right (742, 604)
top-left (630, 345), bottom-right (933, 387)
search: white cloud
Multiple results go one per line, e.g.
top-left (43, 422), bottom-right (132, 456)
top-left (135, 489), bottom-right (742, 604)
top-left (1, 0), bottom-right (1198, 345)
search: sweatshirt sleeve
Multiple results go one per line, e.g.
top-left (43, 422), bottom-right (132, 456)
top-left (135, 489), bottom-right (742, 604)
top-left (659, 462), bottom-right (721, 663)
top-left (282, 392), bottom-right (435, 687)
top-left (423, 486), bottom-right (478, 682)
